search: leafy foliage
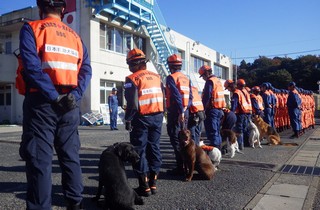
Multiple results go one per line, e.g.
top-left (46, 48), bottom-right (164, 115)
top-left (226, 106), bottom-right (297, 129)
top-left (237, 55), bottom-right (320, 91)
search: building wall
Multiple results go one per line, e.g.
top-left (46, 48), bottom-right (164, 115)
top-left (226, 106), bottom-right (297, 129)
top-left (0, 1), bottom-right (233, 124)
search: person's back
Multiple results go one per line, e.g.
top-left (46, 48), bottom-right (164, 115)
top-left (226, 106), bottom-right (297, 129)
top-left (124, 48), bottom-right (164, 196)
top-left (199, 65), bottom-right (226, 150)
top-left (18, 1), bottom-right (92, 209)
top-left (287, 82), bottom-right (302, 138)
top-left (165, 54), bottom-right (191, 175)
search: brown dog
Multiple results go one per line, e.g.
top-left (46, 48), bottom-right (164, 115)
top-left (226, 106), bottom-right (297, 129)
top-left (252, 115), bottom-right (281, 145)
top-left (252, 115), bottom-right (298, 146)
top-left (178, 129), bottom-right (215, 181)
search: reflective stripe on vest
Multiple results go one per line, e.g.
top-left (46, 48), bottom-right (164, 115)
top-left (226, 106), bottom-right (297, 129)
top-left (208, 76), bottom-right (226, 109)
top-left (127, 70), bottom-right (164, 115)
top-left (234, 89), bottom-right (252, 113)
top-left (251, 94), bottom-right (264, 113)
top-left (190, 86), bottom-right (204, 113)
top-left (165, 71), bottom-right (190, 108)
top-left (28, 17), bottom-right (83, 87)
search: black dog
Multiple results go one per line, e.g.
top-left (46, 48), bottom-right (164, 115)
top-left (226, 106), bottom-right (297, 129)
top-left (92, 142), bottom-right (143, 210)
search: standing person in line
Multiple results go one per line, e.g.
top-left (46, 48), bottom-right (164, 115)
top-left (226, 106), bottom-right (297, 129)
top-left (18, 0), bottom-right (92, 209)
top-left (165, 54), bottom-right (192, 175)
top-left (188, 86), bottom-right (205, 145)
top-left (260, 82), bottom-right (273, 125)
top-left (199, 65), bottom-right (226, 150)
top-left (287, 82), bottom-right (302, 138)
top-left (108, 87), bottom-right (119, 130)
top-left (267, 83), bottom-right (277, 128)
top-left (250, 86), bottom-right (264, 117)
top-left (224, 79), bottom-right (252, 150)
top-left (124, 48), bottom-right (165, 196)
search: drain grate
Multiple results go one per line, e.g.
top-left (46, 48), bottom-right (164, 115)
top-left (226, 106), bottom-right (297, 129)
top-left (221, 159), bottom-right (276, 170)
top-left (309, 137), bottom-right (320, 140)
top-left (280, 164), bottom-right (320, 176)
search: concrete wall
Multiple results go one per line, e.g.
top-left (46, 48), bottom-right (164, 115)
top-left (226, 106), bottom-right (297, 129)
top-left (0, 2), bottom-right (233, 124)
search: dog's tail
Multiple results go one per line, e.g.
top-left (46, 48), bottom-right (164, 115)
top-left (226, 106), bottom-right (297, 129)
top-left (279, 142), bottom-right (299, 146)
top-left (269, 135), bottom-right (280, 144)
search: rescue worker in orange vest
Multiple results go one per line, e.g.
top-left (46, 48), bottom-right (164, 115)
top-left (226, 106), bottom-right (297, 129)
top-left (277, 89), bottom-right (287, 132)
top-left (199, 65), bottom-right (226, 149)
top-left (268, 83), bottom-right (277, 128)
top-left (18, 0), bottom-right (92, 209)
top-left (260, 82), bottom-right (273, 126)
top-left (188, 86), bottom-right (205, 145)
top-left (287, 82), bottom-right (302, 138)
top-left (124, 48), bottom-right (165, 196)
top-left (165, 54), bottom-right (192, 175)
top-left (225, 79), bottom-right (252, 150)
top-left (250, 86), bottom-right (264, 117)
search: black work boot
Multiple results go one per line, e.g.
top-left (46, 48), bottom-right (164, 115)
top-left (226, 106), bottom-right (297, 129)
top-left (149, 171), bottom-right (158, 195)
top-left (289, 131), bottom-right (299, 139)
top-left (67, 200), bottom-right (85, 210)
top-left (135, 174), bottom-right (151, 197)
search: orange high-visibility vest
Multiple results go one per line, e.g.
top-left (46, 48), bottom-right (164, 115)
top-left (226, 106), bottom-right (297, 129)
top-left (190, 86), bottom-right (204, 113)
top-left (28, 17), bottom-right (83, 87)
top-left (15, 54), bottom-right (26, 95)
top-left (165, 71), bottom-right (190, 108)
top-left (250, 93), bottom-right (264, 113)
top-left (127, 70), bottom-right (164, 115)
top-left (208, 76), bottom-right (226, 109)
top-left (234, 89), bottom-right (252, 114)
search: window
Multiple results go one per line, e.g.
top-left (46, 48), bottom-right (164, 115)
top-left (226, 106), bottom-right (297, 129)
top-left (214, 64), bottom-right (227, 79)
top-left (100, 80), bottom-right (114, 104)
top-left (114, 28), bottom-right (123, 53)
top-left (0, 93), bottom-right (4, 105)
top-left (100, 22), bottom-right (146, 54)
top-left (0, 85), bottom-right (11, 105)
top-left (177, 50), bottom-right (185, 71)
top-left (191, 56), bottom-right (209, 73)
top-left (5, 42), bottom-right (11, 54)
top-left (100, 23), bottom-right (107, 49)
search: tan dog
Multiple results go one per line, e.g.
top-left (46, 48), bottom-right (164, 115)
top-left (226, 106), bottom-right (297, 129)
top-left (178, 129), bottom-right (215, 181)
top-left (252, 115), bottom-right (298, 146)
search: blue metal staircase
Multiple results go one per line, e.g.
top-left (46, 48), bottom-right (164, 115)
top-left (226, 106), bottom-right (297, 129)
top-left (85, 0), bottom-right (177, 82)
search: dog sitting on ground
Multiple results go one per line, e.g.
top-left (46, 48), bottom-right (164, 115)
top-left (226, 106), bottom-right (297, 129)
top-left (92, 142), bottom-right (143, 210)
top-left (178, 129), bottom-right (215, 181)
top-left (220, 129), bottom-right (244, 158)
top-left (252, 115), bottom-right (298, 146)
top-left (199, 141), bottom-right (221, 171)
top-left (247, 118), bottom-right (262, 148)
top-left (252, 115), bottom-right (281, 145)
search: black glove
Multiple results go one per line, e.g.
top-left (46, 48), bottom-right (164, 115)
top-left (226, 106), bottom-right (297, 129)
top-left (54, 93), bottom-right (77, 112)
top-left (125, 121), bottom-right (132, 131)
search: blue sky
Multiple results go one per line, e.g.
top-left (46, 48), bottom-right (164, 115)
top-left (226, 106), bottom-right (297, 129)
top-left (1, 0), bottom-right (319, 64)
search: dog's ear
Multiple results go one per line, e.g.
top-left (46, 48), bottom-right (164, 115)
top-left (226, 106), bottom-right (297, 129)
top-left (113, 142), bottom-right (123, 157)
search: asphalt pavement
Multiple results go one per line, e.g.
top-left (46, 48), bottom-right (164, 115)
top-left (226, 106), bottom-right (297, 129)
top-left (0, 121), bottom-right (319, 210)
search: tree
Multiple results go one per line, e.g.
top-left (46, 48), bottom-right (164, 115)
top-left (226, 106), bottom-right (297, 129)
top-left (237, 55), bottom-right (320, 91)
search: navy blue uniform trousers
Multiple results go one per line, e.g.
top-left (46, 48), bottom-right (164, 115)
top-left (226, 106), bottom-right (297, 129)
top-left (233, 113), bottom-right (248, 146)
top-left (109, 105), bottom-right (118, 129)
top-left (288, 108), bottom-right (302, 132)
top-left (19, 93), bottom-right (83, 210)
top-left (204, 108), bottom-right (224, 148)
top-left (130, 113), bottom-right (163, 174)
top-left (167, 110), bottom-right (189, 168)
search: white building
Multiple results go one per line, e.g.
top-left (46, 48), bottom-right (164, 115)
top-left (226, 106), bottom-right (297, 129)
top-left (0, 0), bottom-right (233, 124)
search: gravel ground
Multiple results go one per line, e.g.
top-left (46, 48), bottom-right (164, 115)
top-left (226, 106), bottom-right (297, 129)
top-left (0, 123), bottom-right (318, 209)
